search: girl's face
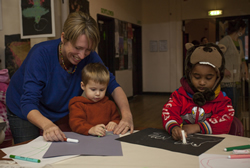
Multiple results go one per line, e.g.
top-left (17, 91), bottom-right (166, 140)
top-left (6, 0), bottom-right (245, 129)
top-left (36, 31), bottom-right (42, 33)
top-left (190, 64), bottom-right (217, 92)
top-left (61, 33), bottom-right (92, 66)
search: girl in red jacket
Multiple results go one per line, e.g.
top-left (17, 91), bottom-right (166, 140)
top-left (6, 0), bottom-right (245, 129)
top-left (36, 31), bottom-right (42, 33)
top-left (162, 43), bottom-right (234, 141)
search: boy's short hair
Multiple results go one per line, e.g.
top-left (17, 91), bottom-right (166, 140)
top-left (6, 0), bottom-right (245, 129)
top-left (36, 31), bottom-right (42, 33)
top-left (81, 63), bottom-right (110, 85)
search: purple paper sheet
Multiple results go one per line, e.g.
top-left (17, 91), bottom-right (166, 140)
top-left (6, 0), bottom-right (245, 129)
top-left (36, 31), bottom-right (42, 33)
top-left (43, 132), bottom-right (123, 158)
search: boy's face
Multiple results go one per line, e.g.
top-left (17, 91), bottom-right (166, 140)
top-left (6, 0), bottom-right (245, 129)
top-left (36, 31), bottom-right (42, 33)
top-left (81, 79), bottom-right (107, 102)
top-left (190, 64), bottom-right (217, 92)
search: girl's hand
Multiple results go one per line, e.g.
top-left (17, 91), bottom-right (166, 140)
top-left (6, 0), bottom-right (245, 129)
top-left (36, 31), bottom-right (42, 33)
top-left (88, 124), bottom-right (106, 137)
top-left (171, 126), bottom-right (186, 141)
top-left (105, 121), bottom-right (117, 132)
top-left (182, 124), bottom-right (200, 134)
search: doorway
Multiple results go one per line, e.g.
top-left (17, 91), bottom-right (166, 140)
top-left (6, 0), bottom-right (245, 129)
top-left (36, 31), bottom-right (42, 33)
top-left (97, 14), bottom-right (142, 96)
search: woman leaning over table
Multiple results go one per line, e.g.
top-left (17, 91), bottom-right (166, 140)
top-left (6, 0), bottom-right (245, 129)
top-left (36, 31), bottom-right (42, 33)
top-left (6, 11), bottom-right (133, 144)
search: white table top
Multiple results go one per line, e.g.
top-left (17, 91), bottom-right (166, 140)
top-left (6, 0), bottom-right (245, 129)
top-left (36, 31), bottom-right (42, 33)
top-left (50, 134), bottom-right (250, 168)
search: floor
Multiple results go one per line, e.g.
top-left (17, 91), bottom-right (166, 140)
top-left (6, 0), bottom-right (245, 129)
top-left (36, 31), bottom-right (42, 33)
top-left (129, 94), bottom-right (250, 138)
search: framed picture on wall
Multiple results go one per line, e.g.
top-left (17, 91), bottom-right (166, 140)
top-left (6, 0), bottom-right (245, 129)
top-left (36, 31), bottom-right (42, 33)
top-left (19, 0), bottom-right (55, 39)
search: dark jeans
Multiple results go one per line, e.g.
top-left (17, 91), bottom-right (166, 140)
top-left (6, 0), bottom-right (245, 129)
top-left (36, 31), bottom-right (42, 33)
top-left (221, 87), bottom-right (241, 116)
top-left (6, 107), bottom-right (40, 144)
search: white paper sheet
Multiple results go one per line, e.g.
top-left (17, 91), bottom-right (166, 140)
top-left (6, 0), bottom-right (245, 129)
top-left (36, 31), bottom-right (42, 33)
top-left (2, 136), bottom-right (77, 168)
top-left (199, 153), bottom-right (250, 168)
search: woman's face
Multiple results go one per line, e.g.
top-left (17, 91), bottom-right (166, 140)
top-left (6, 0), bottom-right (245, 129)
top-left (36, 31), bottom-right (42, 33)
top-left (238, 27), bottom-right (246, 37)
top-left (61, 33), bottom-right (92, 66)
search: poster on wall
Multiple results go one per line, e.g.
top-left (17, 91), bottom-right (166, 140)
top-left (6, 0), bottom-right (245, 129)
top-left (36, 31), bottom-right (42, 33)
top-left (20, 0), bottom-right (55, 39)
top-left (127, 39), bottom-right (132, 69)
top-left (119, 37), bottom-right (124, 70)
top-left (69, 0), bottom-right (89, 14)
top-left (5, 34), bottom-right (30, 78)
top-left (115, 19), bottom-right (119, 58)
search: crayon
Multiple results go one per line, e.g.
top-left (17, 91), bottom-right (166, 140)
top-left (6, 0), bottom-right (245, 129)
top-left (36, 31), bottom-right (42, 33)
top-left (228, 154), bottom-right (250, 159)
top-left (9, 155), bottom-right (40, 163)
top-left (224, 145), bottom-right (250, 151)
top-left (181, 130), bottom-right (187, 144)
top-left (64, 138), bottom-right (79, 143)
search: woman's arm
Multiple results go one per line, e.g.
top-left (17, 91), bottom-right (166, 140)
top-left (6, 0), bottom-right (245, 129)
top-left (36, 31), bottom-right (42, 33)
top-left (111, 87), bottom-right (134, 134)
top-left (27, 110), bottom-right (66, 141)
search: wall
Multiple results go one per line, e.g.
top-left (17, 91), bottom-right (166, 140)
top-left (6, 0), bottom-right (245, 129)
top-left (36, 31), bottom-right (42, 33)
top-left (0, 0), bottom-right (62, 69)
top-left (0, 1), bottom-right (20, 69)
top-left (1, 0), bottom-right (250, 95)
top-left (181, 0), bottom-right (250, 20)
top-left (185, 19), bottom-right (216, 44)
top-left (142, 0), bottom-right (183, 92)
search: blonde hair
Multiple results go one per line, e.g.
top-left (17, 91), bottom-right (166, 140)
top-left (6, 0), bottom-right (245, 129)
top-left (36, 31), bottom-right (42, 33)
top-left (63, 11), bottom-right (100, 51)
top-left (82, 63), bottom-right (110, 85)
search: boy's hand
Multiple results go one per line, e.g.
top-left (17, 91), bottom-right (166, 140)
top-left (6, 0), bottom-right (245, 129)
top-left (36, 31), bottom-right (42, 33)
top-left (171, 126), bottom-right (186, 141)
top-left (105, 121), bottom-right (117, 132)
top-left (182, 124), bottom-right (200, 134)
top-left (88, 124), bottom-right (106, 137)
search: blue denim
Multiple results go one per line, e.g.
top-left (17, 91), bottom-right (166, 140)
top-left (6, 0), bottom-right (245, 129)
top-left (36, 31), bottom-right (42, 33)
top-left (221, 87), bottom-right (241, 116)
top-left (6, 107), bottom-right (40, 144)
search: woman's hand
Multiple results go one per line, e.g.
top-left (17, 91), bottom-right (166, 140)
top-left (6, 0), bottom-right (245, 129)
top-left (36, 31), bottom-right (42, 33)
top-left (27, 109), bottom-right (66, 142)
top-left (113, 113), bottom-right (134, 135)
top-left (43, 122), bottom-right (66, 142)
top-left (105, 121), bottom-right (117, 132)
top-left (88, 124), bottom-right (106, 137)
top-left (111, 87), bottom-right (134, 135)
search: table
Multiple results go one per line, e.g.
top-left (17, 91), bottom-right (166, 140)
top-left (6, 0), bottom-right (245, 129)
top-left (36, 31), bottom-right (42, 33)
top-left (1, 133), bottom-right (250, 168)
top-left (50, 134), bottom-right (250, 168)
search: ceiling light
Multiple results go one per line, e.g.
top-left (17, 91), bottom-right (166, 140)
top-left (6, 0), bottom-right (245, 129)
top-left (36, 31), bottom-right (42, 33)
top-left (208, 10), bottom-right (222, 16)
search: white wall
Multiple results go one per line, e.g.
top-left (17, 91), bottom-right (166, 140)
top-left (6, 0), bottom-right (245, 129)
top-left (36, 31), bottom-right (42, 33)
top-left (115, 70), bottom-right (133, 97)
top-left (142, 0), bottom-right (183, 92)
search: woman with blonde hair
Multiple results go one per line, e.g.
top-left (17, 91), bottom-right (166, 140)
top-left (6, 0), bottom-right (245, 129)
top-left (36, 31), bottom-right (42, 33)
top-left (6, 12), bottom-right (133, 144)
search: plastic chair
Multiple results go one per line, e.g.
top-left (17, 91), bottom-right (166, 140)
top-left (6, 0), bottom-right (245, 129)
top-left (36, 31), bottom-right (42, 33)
top-left (228, 117), bottom-right (244, 136)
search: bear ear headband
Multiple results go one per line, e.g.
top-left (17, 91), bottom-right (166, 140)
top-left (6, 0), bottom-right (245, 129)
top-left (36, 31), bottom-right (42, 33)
top-left (185, 43), bottom-right (226, 70)
top-left (185, 43), bottom-right (226, 53)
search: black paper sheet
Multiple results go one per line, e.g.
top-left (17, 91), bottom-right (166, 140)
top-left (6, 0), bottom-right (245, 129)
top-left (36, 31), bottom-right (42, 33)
top-left (116, 128), bottom-right (224, 156)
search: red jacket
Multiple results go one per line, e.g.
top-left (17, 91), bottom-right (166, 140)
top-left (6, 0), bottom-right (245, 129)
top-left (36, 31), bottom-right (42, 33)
top-left (162, 86), bottom-right (234, 134)
top-left (69, 96), bottom-right (121, 135)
